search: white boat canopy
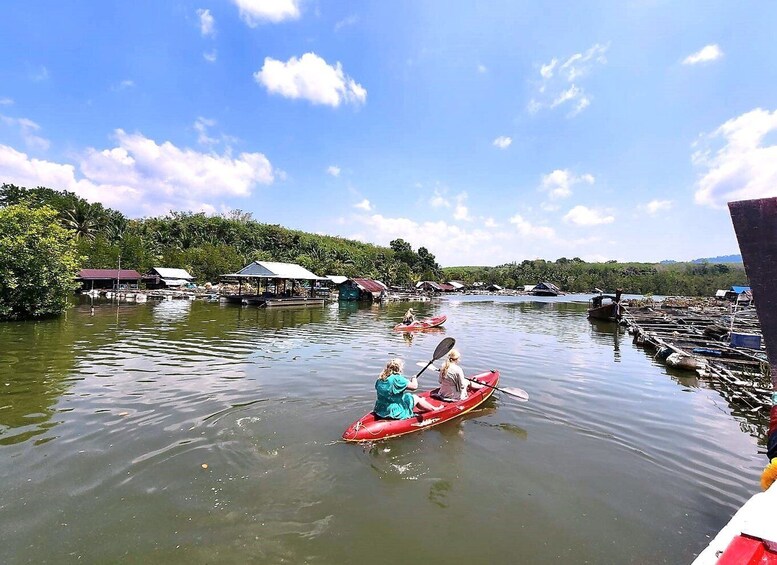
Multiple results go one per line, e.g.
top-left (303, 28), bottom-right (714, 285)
top-left (161, 279), bottom-right (191, 287)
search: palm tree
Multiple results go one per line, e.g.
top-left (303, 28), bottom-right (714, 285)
top-left (62, 202), bottom-right (97, 241)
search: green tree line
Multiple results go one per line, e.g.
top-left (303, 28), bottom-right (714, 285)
top-left (1, 183), bottom-right (747, 320)
top-left (443, 257), bottom-right (748, 297)
top-left (0, 183), bottom-right (442, 295)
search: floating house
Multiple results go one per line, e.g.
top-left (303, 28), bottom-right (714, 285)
top-left (486, 284), bottom-right (504, 292)
top-left (220, 261), bottom-right (325, 307)
top-left (416, 281), bottom-right (456, 293)
top-left (143, 267), bottom-right (195, 289)
top-left (531, 281), bottom-right (561, 296)
top-left (325, 275), bottom-right (348, 287)
top-left (448, 281), bottom-right (466, 291)
top-left (76, 269), bottom-right (142, 291)
top-left (339, 278), bottom-right (388, 301)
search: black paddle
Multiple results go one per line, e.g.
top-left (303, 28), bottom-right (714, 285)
top-left (414, 337), bottom-right (456, 379)
top-left (418, 361), bottom-right (530, 402)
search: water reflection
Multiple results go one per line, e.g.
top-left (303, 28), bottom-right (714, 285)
top-left (0, 318), bottom-right (80, 445)
top-left (588, 318), bottom-right (624, 362)
top-left (0, 295), bottom-right (769, 564)
top-left (152, 297), bottom-right (192, 324)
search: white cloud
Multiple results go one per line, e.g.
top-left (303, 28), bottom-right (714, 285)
top-left (643, 199), bottom-right (673, 214)
top-left (255, 53), bottom-right (367, 108)
top-left (197, 8), bottom-right (216, 36)
top-left (334, 15), bottom-right (358, 32)
top-left (493, 136), bottom-right (512, 149)
top-left (193, 117), bottom-right (217, 146)
top-left (477, 64), bottom-right (488, 74)
top-left (453, 196), bottom-right (470, 221)
top-left (509, 214), bottom-right (556, 238)
top-left (326, 165), bottom-right (341, 177)
top-left (0, 98), bottom-right (13, 105)
top-left (203, 50), bottom-right (217, 63)
top-left (484, 217), bottom-right (498, 228)
top-left (0, 130), bottom-right (274, 216)
top-left (346, 213), bottom-right (508, 266)
top-left (354, 199), bottom-right (372, 211)
top-left (233, 0), bottom-right (301, 26)
top-left (540, 169), bottom-right (594, 200)
top-left (429, 188), bottom-right (448, 208)
top-left (111, 79), bottom-right (135, 91)
top-left (563, 205), bottom-right (614, 226)
top-left (683, 44), bottom-right (723, 65)
top-left (693, 107), bottom-right (777, 208)
top-left (0, 144), bottom-right (82, 191)
top-left (529, 43), bottom-right (608, 116)
top-left (0, 115), bottom-right (50, 151)
top-left (30, 66), bottom-right (49, 82)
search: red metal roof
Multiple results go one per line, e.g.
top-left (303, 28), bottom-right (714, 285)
top-left (351, 278), bottom-right (387, 293)
top-left (78, 269), bottom-right (142, 280)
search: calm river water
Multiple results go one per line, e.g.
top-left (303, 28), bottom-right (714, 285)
top-left (0, 295), bottom-right (767, 564)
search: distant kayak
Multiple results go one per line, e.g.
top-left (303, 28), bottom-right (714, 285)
top-left (342, 370), bottom-right (498, 442)
top-left (392, 314), bottom-right (447, 331)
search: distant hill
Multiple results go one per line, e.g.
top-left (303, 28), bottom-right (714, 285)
top-left (691, 254), bottom-right (742, 264)
top-left (661, 254), bottom-right (742, 264)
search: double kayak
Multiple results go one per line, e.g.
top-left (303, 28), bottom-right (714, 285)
top-left (342, 370), bottom-right (499, 442)
top-left (392, 314), bottom-right (447, 331)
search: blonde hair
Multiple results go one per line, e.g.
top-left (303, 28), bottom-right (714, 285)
top-left (379, 358), bottom-right (404, 380)
top-left (440, 349), bottom-right (460, 379)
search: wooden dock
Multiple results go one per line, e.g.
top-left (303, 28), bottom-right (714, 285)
top-left (622, 299), bottom-right (771, 411)
top-left (223, 294), bottom-right (325, 307)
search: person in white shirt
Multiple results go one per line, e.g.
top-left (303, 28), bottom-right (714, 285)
top-left (437, 349), bottom-right (483, 401)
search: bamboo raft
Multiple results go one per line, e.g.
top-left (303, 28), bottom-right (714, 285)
top-left (622, 298), bottom-right (771, 413)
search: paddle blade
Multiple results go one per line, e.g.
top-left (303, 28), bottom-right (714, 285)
top-left (500, 387), bottom-right (529, 402)
top-left (432, 337), bottom-right (456, 361)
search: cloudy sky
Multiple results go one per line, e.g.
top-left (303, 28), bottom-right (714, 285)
top-left (1, 1), bottom-right (776, 266)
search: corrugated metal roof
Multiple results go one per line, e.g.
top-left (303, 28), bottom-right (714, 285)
top-left (152, 267), bottom-right (194, 280)
top-left (350, 278), bottom-right (387, 293)
top-left (730, 285), bottom-right (751, 294)
top-left (418, 281), bottom-right (444, 290)
top-left (325, 275), bottom-right (348, 285)
top-left (232, 261), bottom-right (321, 280)
top-left (78, 269), bottom-right (142, 280)
top-left (535, 281), bottom-right (560, 291)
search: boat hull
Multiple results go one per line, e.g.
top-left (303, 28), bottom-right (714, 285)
top-left (587, 303), bottom-right (620, 321)
top-left (342, 370), bottom-right (499, 442)
top-left (393, 314), bottom-right (447, 331)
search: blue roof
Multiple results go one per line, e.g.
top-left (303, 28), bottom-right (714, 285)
top-left (730, 286), bottom-right (751, 293)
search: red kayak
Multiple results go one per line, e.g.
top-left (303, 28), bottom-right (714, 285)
top-left (342, 370), bottom-right (499, 442)
top-left (393, 314), bottom-right (447, 332)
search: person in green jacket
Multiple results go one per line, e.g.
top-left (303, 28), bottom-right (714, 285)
top-left (374, 359), bottom-right (441, 419)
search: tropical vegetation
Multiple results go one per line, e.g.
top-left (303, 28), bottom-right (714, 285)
top-left (0, 183), bottom-right (443, 289)
top-left (443, 259), bottom-right (747, 297)
top-left (0, 183), bottom-right (748, 321)
top-left (0, 204), bottom-right (81, 320)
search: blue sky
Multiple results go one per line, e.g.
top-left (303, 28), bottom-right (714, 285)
top-left (2, 1), bottom-right (776, 267)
